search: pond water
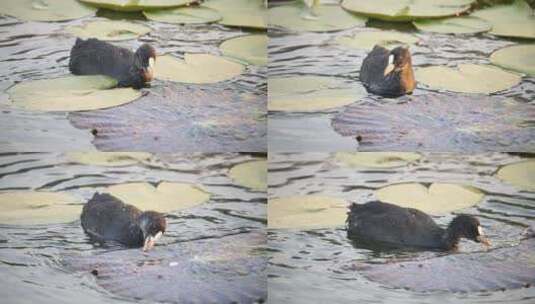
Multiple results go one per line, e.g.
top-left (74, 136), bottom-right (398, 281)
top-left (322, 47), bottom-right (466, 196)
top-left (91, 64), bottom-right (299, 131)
top-left (267, 152), bottom-right (535, 303)
top-left (0, 153), bottom-right (266, 303)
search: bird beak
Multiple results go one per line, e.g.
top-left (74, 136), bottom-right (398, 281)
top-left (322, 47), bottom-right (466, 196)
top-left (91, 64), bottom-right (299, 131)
top-left (476, 235), bottom-right (491, 247)
top-left (384, 54), bottom-right (395, 76)
top-left (142, 231), bottom-right (162, 251)
top-left (143, 57), bottom-right (155, 82)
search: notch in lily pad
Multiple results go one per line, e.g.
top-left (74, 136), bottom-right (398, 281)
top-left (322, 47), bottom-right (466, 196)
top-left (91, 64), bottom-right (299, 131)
top-left (335, 152), bottom-right (421, 168)
top-left (220, 35), bottom-right (267, 66)
top-left (203, 0), bottom-right (267, 29)
top-left (80, 0), bottom-right (196, 12)
top-left (143, 6), bottom-right (221, 24)
top-left (0, 0), bottom-right (96, 21)
top-left (336, 30), bottom-right (419, 50)
top-left (66, 20), bottom-right (151, 41)
top-left (413, 16), bottom-right (491, 34)
top-left (66, 152), bottom-right (152, 167)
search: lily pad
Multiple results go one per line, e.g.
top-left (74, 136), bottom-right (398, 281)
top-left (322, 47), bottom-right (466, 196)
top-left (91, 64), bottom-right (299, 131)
top-left (269, 3), bottom-right (366, 32)
top-left (0, 191), bottom-right (82, 225)
top-left (413, 16), bottom-right (491, 34)
top-left (105, 182), bottom-right (211, 213)
top-left (142, 6), bottom-right (221, 24)
top-left (341, 0), bottom-right (474, 22)
top-left (472, 0), bottom-right (535, 39)
top-left (496, 160), bottom-right (535, 191)
top-left (268, 76), bottom-right (365, 112)
top-left (7, 75), bottom-right (141, 112)
top-left (375, 182), bottom-right (484, 215)
top-left (79, 0), bottom-right (194, 12)
top-left (66, 20), bottom-right (151, 41)
top-left (220, 35), bottom-right (268, 66)
top-left (490, 44), bottom-right (535, 77)
top-left (0, 0), bottom-right (95, 21)
top-left (204, 0), bottom-right (267, 29)
top-left (154, 54), bottom-right (244, 84)
top-left (335, 152), bottom-right (421, 168)
top-left (268, 195), bottom-right (347, 229)
top-left (415, 64), bottom-right (521, 94)
top-left (228, 160), bottom-right (267, 191)
top-left (66, 152), bottom-right (152, 166)
top-left (336, 30), bottom-right (419, 50)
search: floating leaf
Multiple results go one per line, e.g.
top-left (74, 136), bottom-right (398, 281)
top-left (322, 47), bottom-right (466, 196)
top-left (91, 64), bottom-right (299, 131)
top-left (0, 191), bottom-right (82, 225)
top-left (413, 16), bottom-right (491, 34)
top-left (66, 20), bottom-right (151, 41)
top-left (268, 76), bottom-right (365, 112)
top-left (220, 35), bottom-right (267, 66)
top-left (335, 152), bottom-right (421, 168)
top-left (0, 0), bottom-right (95, 21)
top-left (490, 44), bottom-right (535, 77)
top-left (415, 64), bottom-right (521, 94)
top-left (204, 0), bottom-right (266, 29)
top-left (66, 152), bottom-right (152, 166)
top-left (336, 30), bottom-right (419, 50)
top-left (496, 160), bottom-right (535, 191)
top-left (105, 182), bottom-right (211, 213)
top-left (229, 160), bottom-right (267, 191)
top-left (7, 75), bottom-right (141, 112)
top-left (268, 195), bottom-right (347, 229)
top-left (375, 182), bottom-right (484, 215)
top-left (142, 6), bottom-right (221, 24)
top-left (80, 0), bottom-right (194, 12)
top-left (341, 0), bottom-right (474, 22)
top-left (472, 0), bottom-right (535, 39)
top-left (154, 54), bottom-right (244, 84)
top-left (269, 3), bottom-right (366, 32)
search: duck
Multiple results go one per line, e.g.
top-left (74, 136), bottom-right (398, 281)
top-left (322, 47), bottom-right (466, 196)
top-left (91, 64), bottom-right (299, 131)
top-left (69, 38), bottom-right (156, 89)
top-left (346, 201), bottom-right (490, 250)
top-left (360, 45), bottom-right (416, 97)
top-left (81, 193), bottom-right (166, 251)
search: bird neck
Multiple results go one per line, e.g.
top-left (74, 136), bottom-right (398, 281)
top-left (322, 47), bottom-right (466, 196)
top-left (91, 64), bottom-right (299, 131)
top-left (442, 227), bottom-right (461, 250)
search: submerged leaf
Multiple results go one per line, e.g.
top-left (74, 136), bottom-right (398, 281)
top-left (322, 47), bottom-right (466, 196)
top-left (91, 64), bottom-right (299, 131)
top-left (143, 6), bottom-right (221, 24)
top-left (413, 16), bottom-right (491, 34)
top-left (496, 160), bottom-right (535, 191)
top-left (66, 152), bottom-right (152, 166)
top-left (336, 30), bottom-right (419, 50)
top-left (229, 160), bottom-right (267, 191)
top-left (66, 20), bottom-right (151, 41)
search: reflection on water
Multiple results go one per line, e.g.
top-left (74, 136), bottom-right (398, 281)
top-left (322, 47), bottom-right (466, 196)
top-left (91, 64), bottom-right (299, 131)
top-left (268, 153), bottom-right (535, 303)
top-left (0, 153), bottom-right (266, 304)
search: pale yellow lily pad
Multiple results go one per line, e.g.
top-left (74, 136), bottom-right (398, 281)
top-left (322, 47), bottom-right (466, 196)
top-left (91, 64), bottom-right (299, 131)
top-left (335, 152), bottom-right (421, 168)
top-left (413, 16), bottom-right (491, 34)
top-left (496, 160), bottom-right (535, 191)
top-left (268, 76), bottom-right (365, 112)
top-left (142, 6), bottom-right (221, 24)
top-left (228, 160), bottom-right (267, 191)
top-left (375, 183), bottom-right (484, 215)
top-left (80, 0), bottom-right (194, 12)
top-left (66, 152), bottom-right (152, 166)
top-left (336, 30), bottom-right (419, 50)
top-left (490, 44), bottom-right (535, 77)
top-left (204, 0), bottom-right (266, 29)
top-left (268, 195), bottom-right (348, 229)
top-left (154, 54), bottom-right (244, 84)
top-left (220, 35), bottom-right (267, 66)
top-left (0, 191), bottom-right (82, 225)
top-left (472, 0), bottom-right (535, 39)
top-left (415, 64), bottom-right (521, 94)
top-left (0, 0), bottom-right (95, 21)
top-left (105, 182), bottom-right (211, 212)
top-left (7, 75), bottom-right (142, 112)
top-left (66, 20), bottom-right (151, 41)
top-left (269, 3), bottom-right (366, 32)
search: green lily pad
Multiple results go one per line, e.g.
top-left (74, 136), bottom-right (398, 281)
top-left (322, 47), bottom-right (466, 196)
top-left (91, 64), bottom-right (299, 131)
top-left (335, 152), bottom-right (421, 168)
top-left (269, 3), bottom-right (366, 32)
top-left (154, 54), bottom-right (244, 84)
top-left (490, 44), bottom-right (535, 77)
top-left (142, 6), bottom-right (221, 24)
top-left (7, 75), bottom-right (141, 112)
top-left (203, 0), bottom-right (266, 29)
top-left (0, 191), bottom-right (82, 225)
top-left (0, 0), bottom-right (95, 21)
top-left (336, 30), bottom-right (419, 50)
top-left (375, 182), bottom-right (484, 215)
top-left (496, 160), bottom-right (535, 191)
top-left (105, 182), bottom-right (211, 213)
top-left (66, 152), bottom-right (152, 166)
top-left (342, 0), bottom-right (474, 22)
top-left (80, 0), bottom-right (194, 12)
top-left (268, 76), bottom-right (365, 112)
top-left (219, 35), bottom-right (267, 66)
top-left (415, 64), bottom-right (521, 94)
top-left (472, 0), bottom-right (535, 39)
top-left (413, 16), bottom-right (491, 34)
top-left (228, 160), bottom-right (267, 191)
top-left (66, 20), bottom-right (151, 41)
top-left (268, 195), bottom-right (348, 229)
